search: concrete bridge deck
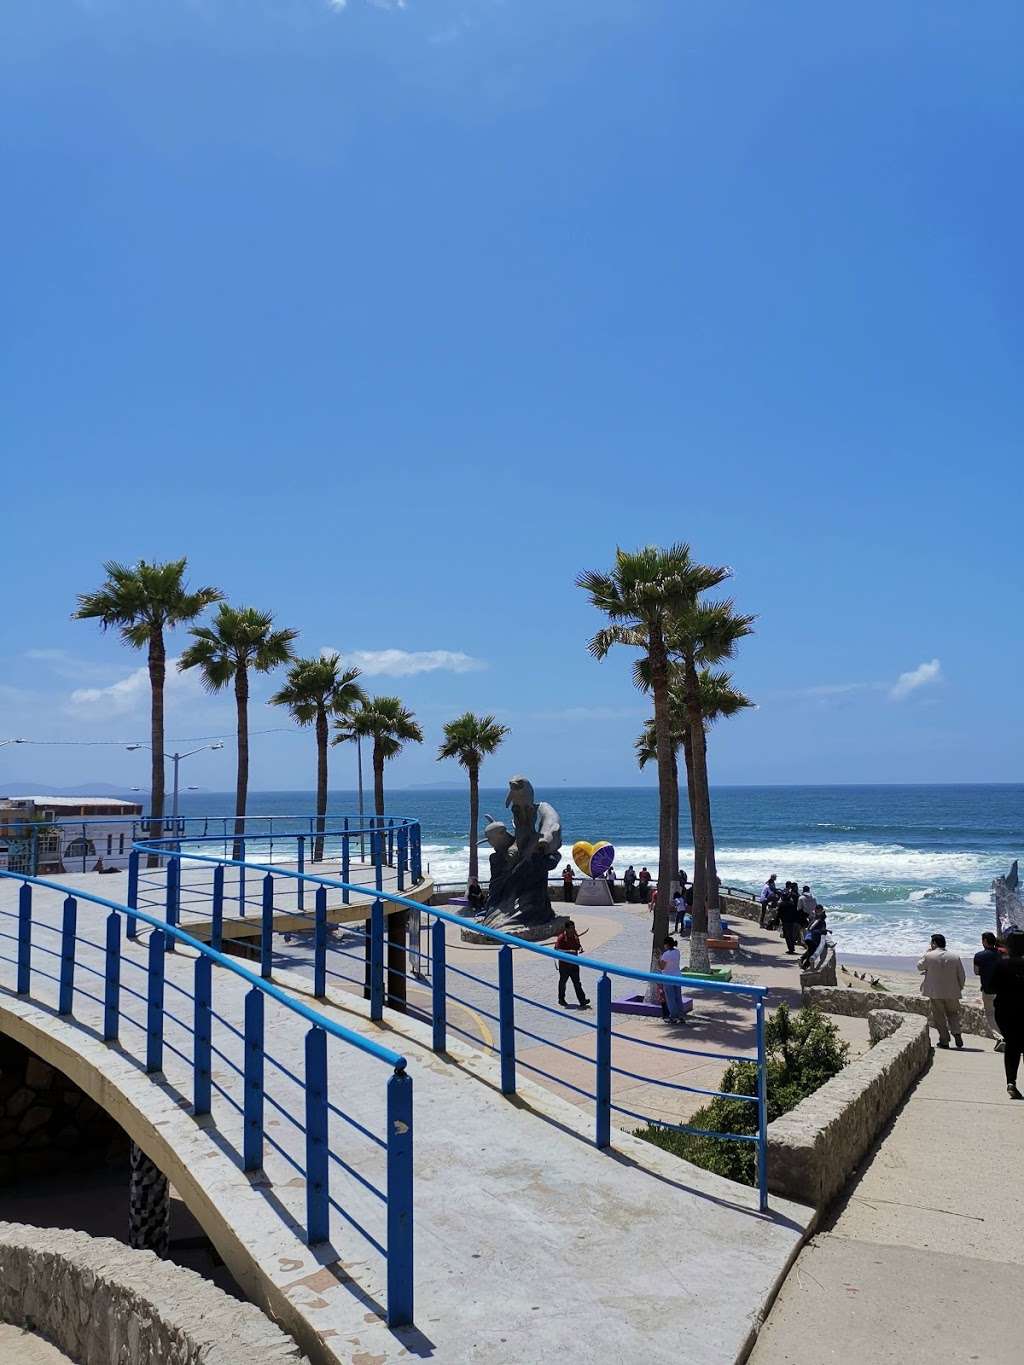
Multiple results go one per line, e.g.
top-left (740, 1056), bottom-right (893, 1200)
top-left (0, 873), bottom-right (813, 1364)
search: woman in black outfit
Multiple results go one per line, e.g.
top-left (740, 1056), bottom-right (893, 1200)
top-left (992, 931), bottom-right (1024, 1100)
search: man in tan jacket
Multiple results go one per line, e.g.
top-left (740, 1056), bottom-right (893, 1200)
top-left (918, 933), bottom-right (966, 1049)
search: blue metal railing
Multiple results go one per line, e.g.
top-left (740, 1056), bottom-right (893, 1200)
top-left (0, 813), bottom-right (422, 880)
top-left (0, 868), bottom-right (414, 1327)
top-left (134, 829), bottom-right (771, 1212)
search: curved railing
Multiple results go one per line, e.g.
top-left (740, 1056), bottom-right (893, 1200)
top-left (135, 832), bottom-right (771, 1211)
top-left (0, 868), bottom-right (414, 1326)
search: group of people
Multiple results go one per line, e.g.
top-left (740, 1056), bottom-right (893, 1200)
top-left (919, 929), bottom-right (1024, 1099)
top-left (759, 873), bottom-right (830, 967)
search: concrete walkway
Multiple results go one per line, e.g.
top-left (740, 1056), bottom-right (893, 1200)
top-left (750, 1036), bottom-right (1024, 1365)
top-left (0, 1324), bottom-right (72, 1362)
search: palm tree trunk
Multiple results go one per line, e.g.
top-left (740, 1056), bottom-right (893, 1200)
top-left (648, 626), bottom-right (674, 990)
top-left (232, 665), bottom-right (248, 862)
top-left (147, 627), bottom-right (165, 870)
top-left (468, 763), bottom-right (480, 885)
top-left (703, 733), bottom-right (723, 936)
top-left (669, 746), bottom-right (681, 887)
top-left (314, 705), bottom-right (328, 864)
top-left (373, 746), bottom-right (386, 866)
top-left (684, 655), bottom-right (712, 971)
top-left (681, 731), bottom-right (697, 843)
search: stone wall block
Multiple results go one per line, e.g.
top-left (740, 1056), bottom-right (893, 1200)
top-left (803, 985), bottom-right (988, 1036)
top-left (767, 1011), bottom-right (930, 1209)
top-left (0, 1221), bottom-right (309, 1365)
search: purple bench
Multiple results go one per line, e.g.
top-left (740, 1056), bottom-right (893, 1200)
top-left (611, 993), bottom-right (694, 1018)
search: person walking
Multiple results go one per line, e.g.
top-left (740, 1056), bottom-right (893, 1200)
top-left (917, 933), bottom-right (966, 1049)
top-left (991, 931), bottom-right (1024, 1099)
top-left (658, 936), bottom-right (686, 1023)
top-left (673, 888), bottom-right (687, 934)
top-left (554, 919), bottom-right (590, 1009)
top-left (973, 932), bottom-right (1004, 1051)
top-left (623, 865), bottom-right (637, 903)
top-left (562, 863), bottom-right (575, 903)
top-left (759, 874), bottom-right (779, 928)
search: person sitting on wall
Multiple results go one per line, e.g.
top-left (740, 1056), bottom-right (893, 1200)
top-left (466, 878), bottom-right (486, 915)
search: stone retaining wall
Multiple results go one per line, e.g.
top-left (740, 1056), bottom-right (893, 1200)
top-left (766, 1010), bottom-right (931, 1209)
top-left (0, 1034), bottom-right (128, 1185)
top-left (803, 985), bottom-right (988, 1037)
top-left (0, 1222), bottom-right (307, 1365)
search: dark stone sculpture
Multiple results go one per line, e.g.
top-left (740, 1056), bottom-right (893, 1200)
top-left (461, 776), bottom-right (567, 943)
top-left (994, 860), bottom-right (1022, 938)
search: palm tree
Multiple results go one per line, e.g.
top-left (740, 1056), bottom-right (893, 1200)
top-left (437, 713), bottom-right (510, 884)
top-left (270, 653), bottom-right (366, 862)
top-left (667, 599), bottom-right (755, 968)
top-left (179, 605), bottom-right (297, 859)
top-left (578, 546), bottom-right (727, 970)
top-left (73, 559), bottom-right (221, 862)
top-left (695, 669), bottom-right (754, 937)
top-left (635, 669), bottom-right (754, 893)
top-left (334, 696), bottom-right (423, 864)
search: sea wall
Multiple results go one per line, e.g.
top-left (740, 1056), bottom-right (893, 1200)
top-left (767, 1010), bottom-right (930, 1209)
top-left (803, 986), bottom-right (988, 1037)
top-left (0, 1222), bottom-right (307, 1365)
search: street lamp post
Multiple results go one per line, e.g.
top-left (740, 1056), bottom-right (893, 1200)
top-left (126, 743), bottom-right (224, 825)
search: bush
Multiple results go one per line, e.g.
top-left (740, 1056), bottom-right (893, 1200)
top-left (634, 1003), bottom-right (849, 1185)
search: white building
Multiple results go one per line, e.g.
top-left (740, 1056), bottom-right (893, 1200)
top-left (0, 797), bottom-right (145, 874)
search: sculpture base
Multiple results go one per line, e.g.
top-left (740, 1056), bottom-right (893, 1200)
top-left (460, 914), bottom-right (569, 945)
top-left (575, 878), bottom-right (614, 907)
top-left (612, 994), bottom-right (694, 1018)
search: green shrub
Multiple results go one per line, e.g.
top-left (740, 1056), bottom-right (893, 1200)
top-left (634, 1004), bottom-right (849, 1185)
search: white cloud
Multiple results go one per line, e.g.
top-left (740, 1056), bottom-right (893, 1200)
top-left (889, 659), bottom-right (943, 702)
top-left (67, 657), bottom-right (203, 717)
top-left (326, 648), bottom-right (487, 678)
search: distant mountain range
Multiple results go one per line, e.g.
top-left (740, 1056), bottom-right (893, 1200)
top-left (0, 781), bottom-right (142, 797)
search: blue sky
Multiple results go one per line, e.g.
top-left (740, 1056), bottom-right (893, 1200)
top-left (1, 1), bottom-right (1021, 793)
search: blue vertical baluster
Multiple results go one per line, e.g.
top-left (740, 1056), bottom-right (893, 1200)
top-left (17, 883), bottom-right (31, 995)
top-left (596, 974), bottom-right (611, 1148)
top-left (756, 997), bottom-right (769, 1212)
top-left (431, 918), bottom-right (446, 1053)
top-left (261, 874), bottom-right (274, 980)
top-left (370, 897), bottom-right (384, 1021)
top-left (30, 829), bottom-right (38, 877)
top-left (304, 1026), bottom-right (329, 1243)
top-left (126, 850), bottom-right (139, 940)
top-left (165, 856), bottom-right (180, 953)
top-left (194, 955), bottom-right (212, 1116)
top-left (341, 824), bottom-right (351, 904)
top-left (243, 988), bottom-right (265, 1171)
top-left (58, 896), bottom-right (77, 1016)
top-left (146, 930), bottom-right (166, 1073)
top-left (386, 1068), bottom-right (414, 1327)
top-left (211, 863), bottom-right (224, 952)
top-left (397, 826), bottom-right (407, 893)
top-left (388, 818), bottom-right (395, 867)
top-left (314, 886), bottom-right (327, 998)
top-left (411, 824), bottom-right (422, 883)
top-left (103, 912), bottom-right (120, 1042)
top-left (239, 838), bottom-right (246, 918)
top-left (81, 821), bottom-right (87, 873)
top-left (297, 836), bottom-right (305, 913)
top-left (498, 945), bottom-right (516, 1095)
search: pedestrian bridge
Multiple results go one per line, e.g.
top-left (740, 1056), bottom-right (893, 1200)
top-left (0, 821), bottom-right (812, 1365)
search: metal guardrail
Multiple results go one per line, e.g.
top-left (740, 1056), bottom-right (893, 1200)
top-left (0, 867), bottom-right (414, 1326)
top-left (135, 828), bottom-right (771, 1213)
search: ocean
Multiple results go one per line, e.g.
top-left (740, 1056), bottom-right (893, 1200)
top-left (172, 785), bottom-right (1022, 958)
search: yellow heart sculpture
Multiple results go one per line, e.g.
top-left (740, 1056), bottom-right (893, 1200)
top-left (572, 841), bottom-right (595, 876)
top-left (572, 840), bottom-right (613, 878)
